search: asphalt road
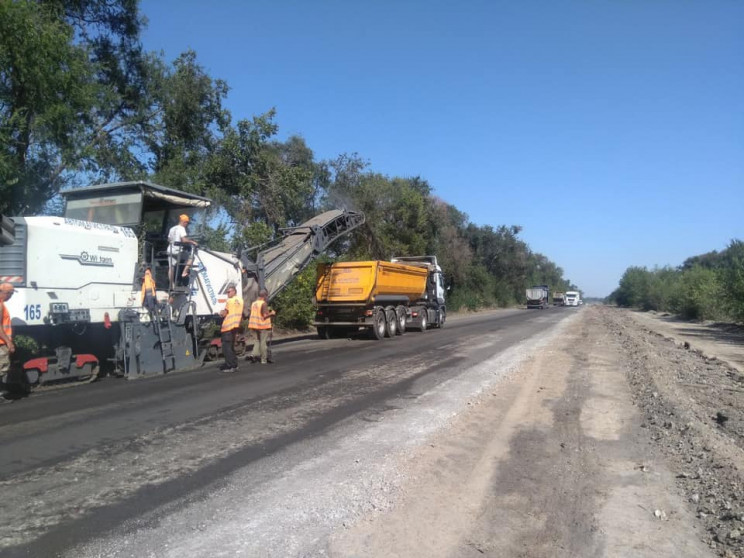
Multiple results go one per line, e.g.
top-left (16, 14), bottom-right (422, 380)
top-left (0, 306), bottom-right (575, 557)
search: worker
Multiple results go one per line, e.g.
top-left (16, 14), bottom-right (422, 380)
top-left (167, 214), bottom-right (198, 289)
top-left (141, 268), bottom-right (157, 312)
top-left (0, 283), bottom-right (15, 401)
top-left (219, 284), bottom-right (244, 373)
top-left (248, 288), bottom-right (275, 364)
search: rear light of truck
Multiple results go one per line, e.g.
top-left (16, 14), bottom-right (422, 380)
top-left (365, 309), bottom-right (373, 316)
top-left (411, 311), bottom-right (419, 317)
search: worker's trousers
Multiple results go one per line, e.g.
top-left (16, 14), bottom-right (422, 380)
top-left (250, 329), bottom-right (271, 363)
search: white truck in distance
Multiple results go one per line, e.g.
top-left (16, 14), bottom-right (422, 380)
top-left (565, 291), bottom-right (581, 307)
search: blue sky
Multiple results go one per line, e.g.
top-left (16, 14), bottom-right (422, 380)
top-left (140, 0), bottom-right (743, 297)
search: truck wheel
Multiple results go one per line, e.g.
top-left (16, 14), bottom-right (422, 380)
top-left (419, 311), bottom-right (428, 332)
top-left (437, 309), bottom-right (446, 328)
top-left (385, 308), bottom-right (397, 337)
top-left (395, 306), bottom-right (406, 335)
top-left (371, 309), bottom-right (386, 340)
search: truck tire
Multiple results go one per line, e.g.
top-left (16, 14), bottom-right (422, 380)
top-left (419, 310), bottom-right (428, 332)
top-left (385, 307), bottom-right (397, 337)
top-left (437, 308), bottom-right (446, 328)
top-left (395, 306), bottom-right (406, 335)
top-left (371, 309), bottom-right (386, 340)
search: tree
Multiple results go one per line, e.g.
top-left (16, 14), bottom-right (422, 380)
top-left (610, 266), bottom-right (651, 308)
top-left (719, 240), bottom-right (744, 322)
top-left (0, 0), bottom-right (148, 214)
top-left (147, 50), bottom-right (231, 192)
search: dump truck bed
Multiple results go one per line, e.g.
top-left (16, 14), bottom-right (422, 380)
top-left (316, 261), bottom-right (428, 304)
top-left (526, 288), bottom-right (547, 301)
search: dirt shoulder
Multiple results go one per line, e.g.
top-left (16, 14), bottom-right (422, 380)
top-left (330, 306), bottom-right (744, 557)
top-left (613, 307), bottom-right (744, 557)
top-left (627, 309), bottom-right (744, 376)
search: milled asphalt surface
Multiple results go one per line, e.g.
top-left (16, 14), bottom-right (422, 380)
top-left (0, 307), bottom-right (577, 557)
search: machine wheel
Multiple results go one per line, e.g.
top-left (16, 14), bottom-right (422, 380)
top-left (234, 335), bottom-right (247, 356)
top-left (207, 344), bottom-right (221, 360)
top-left (371, 309), bottom-right (386, 340)
top-left (384, 308), bottom-right (397, 338)
top-left (395, 306), bottom-right (407, 335)
top-left (317, 326), bottom-right (331, 340)
top-left (419, 310), bottom-right (428, 332)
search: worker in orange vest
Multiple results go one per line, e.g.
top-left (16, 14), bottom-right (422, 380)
top-left (219, 284), bottom-right (244, 373)
top-left (248, 288), bottom-right (275, 364)
top-left (140, 268), bottom-right (157, 312)
top-left (0, 283), bottom-right (15, 400)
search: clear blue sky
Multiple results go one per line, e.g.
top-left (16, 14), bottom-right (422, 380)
top-left (140, 0), bottom-right (743, 297)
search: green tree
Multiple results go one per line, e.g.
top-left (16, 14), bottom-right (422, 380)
top-left (719, 240), bottom-right (744, 322)
top-left (147, 50), bottom-right (231, 192)
top-left (675, 266), bottom-right (722, 320)
top-left (272, 266), bottom-right (316, 330)
top-left (611, 266), bottom-right (651, 308)
top-left (0, 0), bottom-right (149, 214)
top-left (428, 199), bottom-right (472, 295)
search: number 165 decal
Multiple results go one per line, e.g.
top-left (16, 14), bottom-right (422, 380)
top-left (24, 304), bottom-right (42, 321)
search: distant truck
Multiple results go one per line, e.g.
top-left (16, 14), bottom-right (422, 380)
top-left (565, 291), bottom-right (581, 307)
top-left (526, 285), bottom-right (550, 309)
top-left (314, 256), bottom-right (446, 339)
top-left (553, 292), bottom-right (565, 306)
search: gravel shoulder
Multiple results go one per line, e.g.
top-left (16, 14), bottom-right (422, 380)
top-left (331, 306), bottom-right (722, 557)
top-left (608, 307), bottom-right (744, 557)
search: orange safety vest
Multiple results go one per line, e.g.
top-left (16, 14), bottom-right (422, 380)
top-left (248, 299), bottom-right (272, 330)
top-left (221, 295), bottom-right (244, 332)
top-left (0, 303), bottom-right (11, 345)
top-left (141, 271), bottom-right (156, 304)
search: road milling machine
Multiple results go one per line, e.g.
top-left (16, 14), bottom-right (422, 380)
top-left (0, 181), bottom-right (364, 389)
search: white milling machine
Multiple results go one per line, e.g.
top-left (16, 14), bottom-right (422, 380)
top-left (0, 181), bottom-right (363, 388)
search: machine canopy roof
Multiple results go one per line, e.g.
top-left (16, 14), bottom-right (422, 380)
top-left (62, 181), bottom-right (212, 209)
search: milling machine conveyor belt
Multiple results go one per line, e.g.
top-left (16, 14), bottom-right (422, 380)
top-left (240, 210), bottom-right (365, 306)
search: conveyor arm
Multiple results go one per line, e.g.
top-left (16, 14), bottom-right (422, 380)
top-left (239, 210), bottom-right (365, 307)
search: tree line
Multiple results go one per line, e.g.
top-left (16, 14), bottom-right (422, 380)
top-left (0, 0), bottom-right (577, 329)
top-left (608, 240), bottom-right (744, 324)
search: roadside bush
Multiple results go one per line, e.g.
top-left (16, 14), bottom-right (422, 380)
top-left (612, 267), bottom-right (652, 309)
top-left (272, 266), bottom-right (316, 330)
top-left (719, 240), bottom-right (744, 323)
top-left (466, 264), bottom-right (496, 308)
top-left (448, 289), bottom-right (479, 312)
top-left (12, 335), bottom-right (39, 363)
top-left (646, 267), bottom-right (676, 312)
top-left (674, 266), bottom-right (723, 321)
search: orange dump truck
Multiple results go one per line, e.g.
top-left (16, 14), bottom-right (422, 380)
top-left (314, 256), bottom-right (447, 339)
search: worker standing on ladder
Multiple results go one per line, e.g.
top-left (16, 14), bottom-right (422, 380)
top-left (167, 214), bottom-right (197, 289)
top-left (141, 268), bottom-right (158, 312)
top-left (219, 284), bottom-right (243, 373)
